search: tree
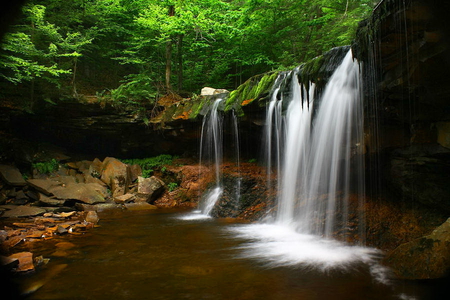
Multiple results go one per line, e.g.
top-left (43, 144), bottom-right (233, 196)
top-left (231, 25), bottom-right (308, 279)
top-left (0, 4), bottom-right (92, 105)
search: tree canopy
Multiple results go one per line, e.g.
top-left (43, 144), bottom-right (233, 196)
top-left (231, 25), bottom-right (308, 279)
top-left (0, 0), bottom-right (376, 108)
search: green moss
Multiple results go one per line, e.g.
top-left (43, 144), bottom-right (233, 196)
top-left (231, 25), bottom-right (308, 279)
top-left (33, 159), bottom-right (59, 174)
top-left (121, 155), bottom-right (177, 179)
top-left (189, 100), bottom-right (204, 119)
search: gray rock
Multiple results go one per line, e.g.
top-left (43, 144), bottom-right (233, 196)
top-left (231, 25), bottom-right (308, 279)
top-left (0, 165), bottom-right (26, 186)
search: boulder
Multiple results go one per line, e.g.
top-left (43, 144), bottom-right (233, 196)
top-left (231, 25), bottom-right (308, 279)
top-left (200, 87), bottom-right (229, 96)
top-left (137, 176), bottom-right (165, 203)
top-left (101, 157), bottom-right (130, 197)
top-left (384, 218), bottom-right (450, 279)
top-left (0, 165), bottom-right (26, 186)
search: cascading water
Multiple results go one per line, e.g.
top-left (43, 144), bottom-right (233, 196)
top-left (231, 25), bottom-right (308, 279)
top-left (231, 49), bottom-right (385, 280)
top-left (198, 98), bottom-right (224, 216)
top-left (277, 50), bottom-right (365, 238)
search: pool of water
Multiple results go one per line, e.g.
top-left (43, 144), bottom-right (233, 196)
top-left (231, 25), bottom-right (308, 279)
top-left (17, 209), bottom-right (439, 299)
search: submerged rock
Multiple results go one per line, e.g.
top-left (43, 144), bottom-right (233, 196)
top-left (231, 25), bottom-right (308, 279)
top-left (384, 218), bottom-right (450, 279)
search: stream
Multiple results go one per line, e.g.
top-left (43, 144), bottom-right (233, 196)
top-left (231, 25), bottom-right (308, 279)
top-left (17, 208), bottom-right (437, 300)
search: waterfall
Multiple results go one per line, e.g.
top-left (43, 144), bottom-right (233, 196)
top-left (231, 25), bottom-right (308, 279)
top-left (199, 98), bottom-right (224, 215)
top-left (267, 49), bottom-right (364, 238)
top-left (229, 49), bottom-right (384, 276)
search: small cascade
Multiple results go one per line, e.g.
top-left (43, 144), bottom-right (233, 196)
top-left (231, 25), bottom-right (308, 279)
top-left (199, 98), bottom-right (224, 215)
top-left (231, 110), bottom-right (242, 204)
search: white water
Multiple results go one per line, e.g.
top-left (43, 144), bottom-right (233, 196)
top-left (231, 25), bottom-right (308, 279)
top-left (198, 98), bottom-right (224, 216)
top-left (242, 49), bottom-right (386, 274)
top-left (266, 50), bottom-right (364, 238)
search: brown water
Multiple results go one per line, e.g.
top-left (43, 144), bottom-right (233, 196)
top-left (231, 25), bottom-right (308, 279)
top-left (17, 209), bottom-right (440, 300)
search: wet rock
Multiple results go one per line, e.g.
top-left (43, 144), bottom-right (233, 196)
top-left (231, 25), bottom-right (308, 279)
top-left (137, 176), bottom-right (165, 203)
top-left (8, 252), bottom-right (34, 273)
top-left (75, 203), bottom-right (121, 211)
top-left (56, 225), bottom-right (68, 234)
top-left (0, 205), bottom-right (46, 218)
top-left (0, 165), bottom-right (26, 186)
top-left (55, 242), bottom-right (76, 250)
top-left (384, 218), bottom-right (450, 279)
top-left (85, 211), bottom-right (99, 224)
top-left (89, 158), bottom-right (103, 178)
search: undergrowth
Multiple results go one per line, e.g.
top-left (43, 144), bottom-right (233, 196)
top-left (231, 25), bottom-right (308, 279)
top-left (121, 154), bottom-right (178, 178)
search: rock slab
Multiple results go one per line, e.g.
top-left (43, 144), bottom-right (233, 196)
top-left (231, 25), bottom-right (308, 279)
top-left (384, 217), bottom-right (450, 279)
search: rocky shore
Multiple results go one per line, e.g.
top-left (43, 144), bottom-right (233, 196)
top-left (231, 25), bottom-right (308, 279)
top-left (0, 155), bottom-right (212, 276)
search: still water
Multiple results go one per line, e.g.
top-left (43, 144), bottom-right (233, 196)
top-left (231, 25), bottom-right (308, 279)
top-left (20, 209), bottom-right (436, 299)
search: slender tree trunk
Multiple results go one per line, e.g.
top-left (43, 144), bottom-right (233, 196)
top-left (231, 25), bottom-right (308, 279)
top-left (72, 57), bottom-right (78, 98)
top-left (165, 39), bottom-right (172, 92)
top-left (165, 5), bottom-right (175, 92)
top-left (177, 34), bottom-right (183, 92)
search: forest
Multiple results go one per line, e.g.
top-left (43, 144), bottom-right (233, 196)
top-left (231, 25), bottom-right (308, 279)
top-left (0, 0), bottom-right (375, 110)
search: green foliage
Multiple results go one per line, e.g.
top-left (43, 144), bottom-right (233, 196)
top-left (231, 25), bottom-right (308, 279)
top-left (33, 158), bottom-right (59, 174)
top-left (167, 182), bottom-right (178, 192)
top-left (247, 158), bottom-right (257, 163)
top-left (122, 154), bottom-right (178, 178)
top-left (0, 0), bottom-right (374, 107)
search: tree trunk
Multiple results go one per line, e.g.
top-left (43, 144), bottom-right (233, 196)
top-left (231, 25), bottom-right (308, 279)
top-left (165, 5), bottom-right (175, 92)
top-left (177, 34), bottom-right (183, 92)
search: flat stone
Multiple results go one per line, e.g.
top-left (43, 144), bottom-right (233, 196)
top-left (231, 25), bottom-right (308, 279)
top-left (0, 206), bottom-right (46, 218)
top-left (38, 194), bottom-right (66, 206)
top-left (8, 252), bottom-right (34, 273)
top-left (0, 165), bottom-right (26, 186)
top-left (75, 203), bottom-right (121, 211)
top-left (50, 183), bottom-right (106, 204)
top-left (125, 202), bottom-right (157, 211)
top-left (114, 193), bottom-right (135, 204)
top-left (27, 179), bottom-right (61, 196)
